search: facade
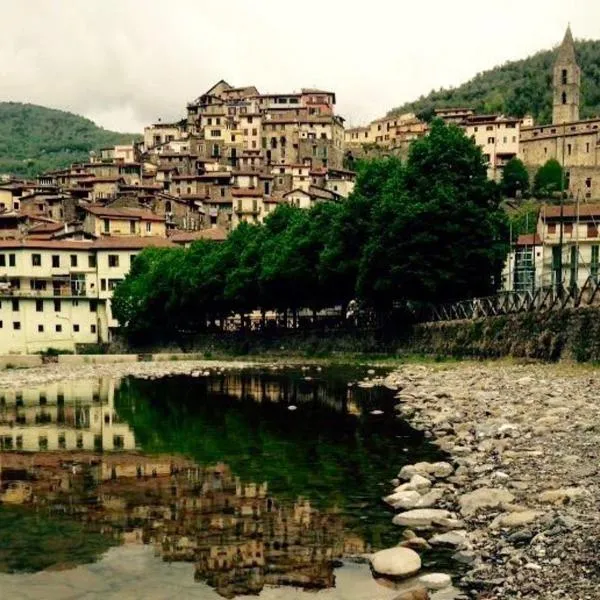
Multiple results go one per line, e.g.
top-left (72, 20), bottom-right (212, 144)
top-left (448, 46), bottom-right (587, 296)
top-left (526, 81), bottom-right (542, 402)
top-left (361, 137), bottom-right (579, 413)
top-left (504, 203), bottom-right (600, 291)
top-left (520, 26), bottom-right (600, 200)
top-left (0, 237), bottom-right (174, 354)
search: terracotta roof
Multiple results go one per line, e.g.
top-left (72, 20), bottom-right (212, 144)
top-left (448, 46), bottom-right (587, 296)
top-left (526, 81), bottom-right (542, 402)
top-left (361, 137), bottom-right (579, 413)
top-left (83, 204), bottom-right (165, 222)
top-left (516, 233), bottom-right (542, 246)
top-left (0, 239), bottom-right (94, 250)
top-left (169, 227), bottom-right (227, 243)
top-left (542, 204), bottom-right (600, 219)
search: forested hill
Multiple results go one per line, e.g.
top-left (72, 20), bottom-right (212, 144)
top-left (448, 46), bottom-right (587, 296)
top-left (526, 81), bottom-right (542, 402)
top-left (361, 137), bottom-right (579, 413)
top-left (0, 102), bottom-right (141, 178)
top-left (389, 40), bottom-right (600, 125)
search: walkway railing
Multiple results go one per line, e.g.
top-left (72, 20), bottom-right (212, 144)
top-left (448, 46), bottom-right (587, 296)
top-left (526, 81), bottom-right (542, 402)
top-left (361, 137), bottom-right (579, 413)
top-left (426, 276), bottom-right (600, 322)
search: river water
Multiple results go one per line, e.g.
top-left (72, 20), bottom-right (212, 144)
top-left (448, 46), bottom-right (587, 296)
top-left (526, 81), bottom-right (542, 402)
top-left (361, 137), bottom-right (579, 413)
top-left (0, 366), bottom-right (447, 599)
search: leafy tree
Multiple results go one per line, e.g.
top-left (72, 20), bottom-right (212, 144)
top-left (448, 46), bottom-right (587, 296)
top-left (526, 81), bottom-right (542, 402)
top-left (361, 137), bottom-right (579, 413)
top-left (357, 121), bottom-right (508, 308)
top-left (501, 157), bottom-right (530, 198)
top-left (533, 159), bottom-right (563, 198)
top-left (387, 40), bottom-right (600, 125)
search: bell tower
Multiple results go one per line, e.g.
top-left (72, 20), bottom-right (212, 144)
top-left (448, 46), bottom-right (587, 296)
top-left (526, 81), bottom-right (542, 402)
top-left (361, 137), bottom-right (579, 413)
top-left (553, 25), bottom-right (580, 124)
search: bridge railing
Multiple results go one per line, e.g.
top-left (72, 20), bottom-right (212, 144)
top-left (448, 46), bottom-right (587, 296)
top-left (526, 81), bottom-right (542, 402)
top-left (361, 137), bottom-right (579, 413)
top-left (424, 276), bottom-right (600, 322)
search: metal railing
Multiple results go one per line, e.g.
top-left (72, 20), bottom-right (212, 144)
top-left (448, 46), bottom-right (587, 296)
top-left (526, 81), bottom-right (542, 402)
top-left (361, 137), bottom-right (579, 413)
top-left (425, 276), bottom-right (600, 322)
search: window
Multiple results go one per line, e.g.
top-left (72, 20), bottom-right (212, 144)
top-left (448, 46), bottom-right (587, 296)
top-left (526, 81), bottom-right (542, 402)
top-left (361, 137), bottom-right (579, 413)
top-left (562, 69), bottom-right (568, 85)
top-left (52, 255), bottom-right (60, 268)
top-left (90, 301), bottom-right (97, 312)
top-left (103, 219), bottom-right (110, 233)
top-left (88, 255), bottom-right (96, 268)
top-left (0, 255), bottom-right (4, 267)
top-left (487, 137), bottom-right (495, 144)
top-left (567, 144), bottom-right (572, 156)
top-left (108, 279), bottom-right (122, 291)
top-left (36, 300), bottom-right (43, 312)
top-left (486, 125), bottom-right (494, 132)
top-left (565, 223), bottom-right (573, 234)
top-left (73, 324), bottom-right (80, 332)
top-left (55, 324), bottom-right (62, 333)
top-left (91, 324), bottom-right (97, 334)
top-left (58, 434), bottom-right (66, 450)
top-left (562, 92), bottom-right (567, 105)
top-left (210, 129), bottom-right (221, 137)
top-left (0, 321), bottom-right (2, 328)
top-left (130, 220), bottom-right (136, 234)
top-left (145, 222), bottom-right (151, 233)
top-left (113, 435), bottom-right (124, 449)
top-left (38, 436), bottom-right (48, 451)
top-left (13, 321), bottom-right (20, 330)
top-left (548, 223), bottom-right (557, 234)
top-left (588, 223), bottom-right (598, 238)
top-left (130, 254), bottom-right (137, 266)
top-left (108, 255), bottom-right (119, 267)
top-left (587, 143), bottom-right (591, 153)
top-left (12, 299), bottom-right (19, 312)
top-left (32, 253), bottom-right (41, 267)
top-left (38, 324), bottom-right (44, 333)
top-left (72, 299), bottom-right (78, 307)
top-left (70, 254), bottom-right (77, 267)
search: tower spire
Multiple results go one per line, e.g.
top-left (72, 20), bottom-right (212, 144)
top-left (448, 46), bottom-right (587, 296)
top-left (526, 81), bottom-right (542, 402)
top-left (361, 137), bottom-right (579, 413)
top-left (557, 24), bottom-right (576, 64)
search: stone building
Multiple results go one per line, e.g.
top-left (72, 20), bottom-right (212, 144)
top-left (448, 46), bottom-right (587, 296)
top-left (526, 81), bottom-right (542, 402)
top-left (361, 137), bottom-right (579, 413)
top-left (520, 26), bottom-right (600, 200)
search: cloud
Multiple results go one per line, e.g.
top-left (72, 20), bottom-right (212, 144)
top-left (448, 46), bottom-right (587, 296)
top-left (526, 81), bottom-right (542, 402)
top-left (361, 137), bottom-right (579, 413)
top-left (1, 0), bottom-right (599, 131)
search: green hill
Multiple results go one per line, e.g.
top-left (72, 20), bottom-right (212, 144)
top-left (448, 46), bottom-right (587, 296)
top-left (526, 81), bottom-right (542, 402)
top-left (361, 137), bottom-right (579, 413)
top-left (389, 40), bottom-right (600, 125)
top-left (0, 102), bottom-right (141, 178)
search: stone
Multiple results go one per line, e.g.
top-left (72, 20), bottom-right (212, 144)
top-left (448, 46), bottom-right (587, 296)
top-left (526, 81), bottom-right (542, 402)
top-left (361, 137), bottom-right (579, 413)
top-left (384, 490), bottom-right (422, 510)
top-left (409, 474), bottom-right (432, 490)
top-left (399, 537), bottom-right (431, 551)
top-left (399, 465), bottom-right (417, 480)
top-left (458, 488), bottom-right (515, 516)
top-left (393, 509), bottom-right (452, 528)
top-left (415, 489), bottom-right (445, 508)
top-left (452, 550), bottom-right (477, 565)
top-left (370, 547), bottom-right (422, 578)
top-left (392, 585), bottom-right (430, 600)
top-left (490, 510), bottom-right (544, 529)
top-left (428, 531), bottom-right (469, 549)
top-left (418, 573), bottom-right (452, 590)
top-left (537, 487), bottom-right (586, 504)
top-left (431, 462), bottom-right (454, 478)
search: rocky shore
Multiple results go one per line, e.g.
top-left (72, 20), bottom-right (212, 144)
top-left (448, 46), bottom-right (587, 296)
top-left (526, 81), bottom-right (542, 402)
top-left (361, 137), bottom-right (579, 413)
top-left (380, 363), bottom-right (600, 600)
top-left (2, 359), bottom-right (599, 599)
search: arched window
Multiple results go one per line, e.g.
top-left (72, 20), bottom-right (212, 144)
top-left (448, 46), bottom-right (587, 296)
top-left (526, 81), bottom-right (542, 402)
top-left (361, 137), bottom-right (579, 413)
top-left (562, 91), bottom-right (567, 105)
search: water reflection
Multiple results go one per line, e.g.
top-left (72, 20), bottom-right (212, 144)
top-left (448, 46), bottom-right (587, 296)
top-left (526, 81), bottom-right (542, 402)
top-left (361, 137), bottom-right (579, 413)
top-left (0, 370), bottom-right (442, 598)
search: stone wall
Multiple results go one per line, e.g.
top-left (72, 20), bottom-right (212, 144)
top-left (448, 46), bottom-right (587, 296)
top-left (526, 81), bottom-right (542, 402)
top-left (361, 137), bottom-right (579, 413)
top-left (409, 307), bottom-right (600, 362)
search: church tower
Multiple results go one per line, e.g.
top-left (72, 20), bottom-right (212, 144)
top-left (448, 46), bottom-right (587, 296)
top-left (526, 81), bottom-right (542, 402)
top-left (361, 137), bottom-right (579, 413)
top-left (553, 25), bottom-right (581, 124)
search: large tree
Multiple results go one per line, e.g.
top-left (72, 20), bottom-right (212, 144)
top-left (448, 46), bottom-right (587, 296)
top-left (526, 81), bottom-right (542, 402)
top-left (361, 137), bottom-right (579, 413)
top-left (501, 157), bottom-right (530, 198)
top-left (357, 120), bottom-right (508, 308)
top-left (533, 158), bottom-right (563, 198)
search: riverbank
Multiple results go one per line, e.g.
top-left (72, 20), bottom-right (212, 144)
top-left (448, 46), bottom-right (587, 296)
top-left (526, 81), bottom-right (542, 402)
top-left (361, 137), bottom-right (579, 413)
top-left (383, 363), bottom-right (600, 599)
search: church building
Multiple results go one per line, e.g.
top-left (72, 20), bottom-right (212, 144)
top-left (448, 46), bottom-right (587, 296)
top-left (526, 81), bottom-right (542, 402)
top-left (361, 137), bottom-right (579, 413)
top-left (520, 26), bottom-right (600, 201)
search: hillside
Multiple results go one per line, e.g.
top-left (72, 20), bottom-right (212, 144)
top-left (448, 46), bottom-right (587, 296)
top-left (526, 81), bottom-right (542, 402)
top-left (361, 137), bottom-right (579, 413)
top-left (389, 40), bottom-right (600, 124)
top-left (0, 102), bottom-right (141, 178)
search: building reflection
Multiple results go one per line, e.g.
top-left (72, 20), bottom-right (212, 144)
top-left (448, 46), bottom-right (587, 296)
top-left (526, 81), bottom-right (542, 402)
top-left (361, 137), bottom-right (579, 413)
top-left (0, 378), bottom-right (366, 598)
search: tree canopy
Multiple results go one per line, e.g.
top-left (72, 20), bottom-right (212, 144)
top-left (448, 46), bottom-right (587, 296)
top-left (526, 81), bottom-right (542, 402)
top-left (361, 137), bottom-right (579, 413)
top-left (0, 102), bottom-right (140, 177)
top-left (388, 40), bottom-right (600, 125)
top-left (533, 159), bottom-right (564, 198)
top-left (112, 121), bottom-right (508, 344)
top-left (501, 157), bottom-right (530, 198)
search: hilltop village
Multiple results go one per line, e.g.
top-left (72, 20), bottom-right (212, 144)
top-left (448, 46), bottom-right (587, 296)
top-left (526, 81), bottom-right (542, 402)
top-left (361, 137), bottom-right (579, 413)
top-left (0, 26), bottom-right (596, 353)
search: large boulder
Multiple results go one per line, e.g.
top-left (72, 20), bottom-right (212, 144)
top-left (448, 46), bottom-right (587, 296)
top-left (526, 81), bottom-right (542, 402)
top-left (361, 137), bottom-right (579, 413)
top-left (393, 509), bottom-right (452, 528)
top-left (418, 572), bottom-right (452, 590)
top-left (370, 547), bottom-right (422, 578)
top-left (384, 490), bottom-right (421, 510)
top-left (490, 510), bottom-right (544, 529)
top-left (458, 488), bottom-right (515, 516)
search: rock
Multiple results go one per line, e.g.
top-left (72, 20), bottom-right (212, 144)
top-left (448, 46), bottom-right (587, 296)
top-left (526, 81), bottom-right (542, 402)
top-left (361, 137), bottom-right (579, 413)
top-left (393, 509), bottom-right (452, 528)
top-left (490, 510), bottom-right (544, 529)
top-left (431, 462), bottom-right (454, 478)
top-left (399, 536), bottom-right (431, 551)
top-left (432, 517), bottom-right (465, 530)
top-left (418, 573), bottom-right (452, 590)
top-left (370, 547), bottom-right (422, 578)
top-left (385, 490), bottom-right (422, 510)
top-left (392, 585), bottom-right (430, 600)
top-left (409, 474), bottom-right (432, 490)
top-left (415, 489), bottom-right (445, 508)
top-left (399, 465), bottom-right (417, 480)
top-left (428, 531), bottom-right (469, 549)
top-left (452, 550), bottom-right (477, 565)
top-left (458, 488), bottom-right (515, 516)
top-left (537, 487), bottom-right (586, 504)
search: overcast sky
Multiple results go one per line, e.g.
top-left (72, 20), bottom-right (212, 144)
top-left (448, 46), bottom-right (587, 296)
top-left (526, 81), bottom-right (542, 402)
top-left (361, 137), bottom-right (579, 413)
top-left (1, 1), bottom-right (599, 132)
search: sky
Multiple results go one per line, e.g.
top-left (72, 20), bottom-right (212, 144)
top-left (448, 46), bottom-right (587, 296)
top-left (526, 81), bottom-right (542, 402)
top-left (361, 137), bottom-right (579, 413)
top-left (1, 0), bottom-right (599, 133)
